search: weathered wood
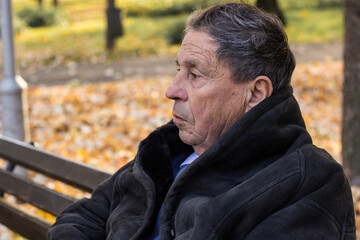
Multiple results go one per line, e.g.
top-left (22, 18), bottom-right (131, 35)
top-left (0, 135), bottom-right (114, 237)
top-left (0, 135), bottom-right (111, 192)
top-left (0, 200), bottom-right (50, 239)
top-left (343, 0), bottom-right (360, 182)
top-left (0, 169), bottom-right (75, 215)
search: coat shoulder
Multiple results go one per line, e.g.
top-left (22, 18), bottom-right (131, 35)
top-left (295, 144), bottom-right (355, 234)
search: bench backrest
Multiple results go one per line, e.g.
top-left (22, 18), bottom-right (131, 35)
top-left (0, 135), bottom-right (112, 239)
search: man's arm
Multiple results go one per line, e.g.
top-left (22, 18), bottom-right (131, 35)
top-left (47, 162), bottom-right (134, 240)
top-left (245, 197), bottom-right (356, 240)
top-left (244, 153), bottom-right (356, 240)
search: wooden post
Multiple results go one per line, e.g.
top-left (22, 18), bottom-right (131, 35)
top-left (343, 0), bottom-right (360, 182)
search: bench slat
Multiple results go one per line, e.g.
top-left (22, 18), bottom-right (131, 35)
top-left (0, 135), bottom-right (112, 192)
top-left (0, 200), bottom-right (50, 239)
top-left (0, 169), bottom-right (76, 215)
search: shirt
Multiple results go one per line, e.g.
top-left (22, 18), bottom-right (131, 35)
top-left (175, 152), bottom-right (199, 178)
top-left (146, 152), bottom-right (199, 240)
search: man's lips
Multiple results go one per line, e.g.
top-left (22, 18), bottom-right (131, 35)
top-left (173, 113), bottom-right (186, 123)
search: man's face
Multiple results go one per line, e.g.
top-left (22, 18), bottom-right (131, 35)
top-left (165, 30), bottom-right (251, 155)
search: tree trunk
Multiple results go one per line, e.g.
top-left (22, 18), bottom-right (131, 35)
top-left (343, 0), bottom-right (360, 182)
top-left (38, 0), bottom-right (43, 6)
top-left (106, 0), bottom-right (123, 50)
top-left (53, 0), bottom-right (59, 7)
top-left (108, 0), bottom-right (115, 9)
top-left (256, 0), bottom-right (286, 26)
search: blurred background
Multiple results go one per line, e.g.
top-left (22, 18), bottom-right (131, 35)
top-left (1, 0), bottom-right (358, 239)
top-left (3, 0), bottom-right (343, 67)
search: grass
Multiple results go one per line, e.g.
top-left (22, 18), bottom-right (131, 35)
top-left (2, 0), bottom-right (344, 69)
top-left (285, 7), bottom-right (343, 43)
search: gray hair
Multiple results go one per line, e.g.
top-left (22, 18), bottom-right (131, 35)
top-left (185, 2), bottom-right (295, 92)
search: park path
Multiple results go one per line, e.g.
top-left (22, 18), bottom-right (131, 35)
top-left (9, 42), bottom-right (344, 87)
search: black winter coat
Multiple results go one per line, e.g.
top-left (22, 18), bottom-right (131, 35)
top-left (48, 87), bottom-right (356, 239)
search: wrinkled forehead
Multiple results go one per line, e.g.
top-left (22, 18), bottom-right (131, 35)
top-left (177, 31), bottom-right (219, 67)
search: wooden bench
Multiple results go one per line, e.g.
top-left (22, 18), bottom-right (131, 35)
top-left (0, 135), bottom-right (112, 239)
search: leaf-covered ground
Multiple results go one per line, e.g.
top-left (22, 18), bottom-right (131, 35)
top-left (1, 60), bottom-right (360, 238)
top-left (28, 61), bottom-right (343, 166)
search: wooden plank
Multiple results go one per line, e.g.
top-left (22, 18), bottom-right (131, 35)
top-left (0, 200), bottom-right (50, 240)
top-left (0, 169), bottom-right (75, 215)
top-left (0, 135), bottom-right (112, 192)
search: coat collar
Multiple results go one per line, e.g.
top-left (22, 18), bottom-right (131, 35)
top-left (199, 86), bottom-right (312, 166)
top-left (133, 86), bottom-right (312, 211)
top-left (136, 86), bottom-right (312, 180)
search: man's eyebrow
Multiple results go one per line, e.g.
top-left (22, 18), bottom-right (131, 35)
top-left (184, 59), bottom-right (198, 68)
top-left (175, 59), bottom-right (200, 68)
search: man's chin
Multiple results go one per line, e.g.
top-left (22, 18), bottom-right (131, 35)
top-left (178, 129), bottom-right (198, 146)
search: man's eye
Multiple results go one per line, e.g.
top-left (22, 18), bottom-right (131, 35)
top-left (190, 72), bottom-right (199, 79)
top-left (176, 68), bottom-right (180, 72)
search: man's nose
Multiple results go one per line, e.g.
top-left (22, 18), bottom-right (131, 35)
top-left (165, 73), bottom-right (187, 101)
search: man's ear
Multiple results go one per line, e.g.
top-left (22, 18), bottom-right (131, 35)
top-left (246, 76), bottom-right (273, 112)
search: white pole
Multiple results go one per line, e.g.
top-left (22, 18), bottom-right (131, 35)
top-left (1, 0), bottom-right (30, 175)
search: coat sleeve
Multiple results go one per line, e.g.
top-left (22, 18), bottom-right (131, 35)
top-left (244, 151), bottom-right (356, 240)
top-left (245, 197), bottom-right (356, 240)
top-left (47, 162), bottom-right (134, 240)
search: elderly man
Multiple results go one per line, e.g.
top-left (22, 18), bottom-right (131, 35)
top-left (48, 3), bottom-right (355, 240)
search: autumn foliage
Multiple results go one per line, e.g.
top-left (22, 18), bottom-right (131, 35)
top-left (26, 61), bottom-right (343, 167)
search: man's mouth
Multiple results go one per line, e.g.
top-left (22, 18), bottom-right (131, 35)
top-left (173, 113), bottom-right (186, 124)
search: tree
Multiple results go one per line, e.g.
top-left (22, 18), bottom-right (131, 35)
top-left (343, 0), bottom-right (360, 182)
top-left (256, 0), bottom-right (286, 26)
top-left (106, 0), bottom-right (123, 50)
